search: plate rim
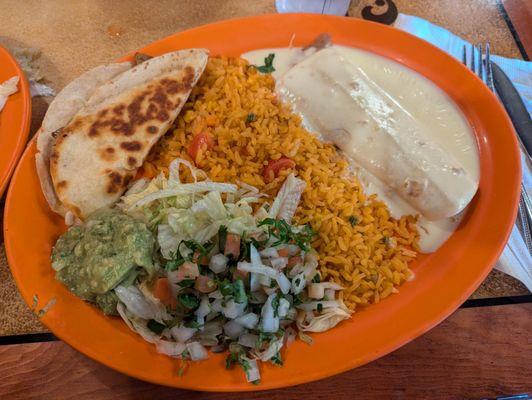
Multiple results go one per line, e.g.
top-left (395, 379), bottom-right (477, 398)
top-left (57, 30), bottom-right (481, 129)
top-left (0, 44), bottom-right (32, 196)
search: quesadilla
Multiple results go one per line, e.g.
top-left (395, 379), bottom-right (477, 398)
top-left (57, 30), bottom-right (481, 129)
top-left (36, 48), bottom-right (208, 219)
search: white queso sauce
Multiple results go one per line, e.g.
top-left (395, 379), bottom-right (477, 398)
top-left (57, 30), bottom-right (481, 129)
top-left (243, 46), bottom-right (480, 253)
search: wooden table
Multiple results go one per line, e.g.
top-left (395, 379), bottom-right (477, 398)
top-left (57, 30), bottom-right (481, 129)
top-left (0, 1), bottom-right (530, 398)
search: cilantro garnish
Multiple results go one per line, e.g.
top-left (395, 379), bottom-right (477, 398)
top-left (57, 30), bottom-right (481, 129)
top-left (255, 53), bottom-right (276, 73)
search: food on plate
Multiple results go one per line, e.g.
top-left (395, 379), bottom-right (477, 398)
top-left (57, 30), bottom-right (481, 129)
top-left (277, 46), bottom-right (478, 221)
top-left (243, 44), bottom-right (479, 252)
top-left (43, 34), bottom-right (479, 383)
top-left (0, 76), bottom-right (19, 112)
top-left (36, 61), bottom-right (133, 215)
top-left (53, 159), bottom-right (349, 382)
top-left (143, 56), bottom-right (419, 312)
top-left (36, 49), bottom-right (208, 219)
top-left (52, 208), bottom-right (156, 314)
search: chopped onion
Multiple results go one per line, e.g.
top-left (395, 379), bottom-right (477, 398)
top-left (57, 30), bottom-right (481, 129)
top-left (237, 261), bottom-right (276, 278)
top-left (195, 320), bottom-right (223, 346)
top-left (249, 291), bottom-right (267, 304)
top-left (249, 273), bottom-right (261, 292)
top-left (210, 344), bottom-right (226, 353)
top-left (186, 342), bottom-right (209, 361)
top-left (206, 311), bottom-right (220, 322)
top-left (291, 272), bottom-right (307, 295)
top-left (195, 295), bottom-right (211, 318)
top-left (235, 313), bottom-right (259, 329)
top-left (170, 325), bottom-right (197, 342)
top-left (155, 340), bottom-right (186, 357)
top-left (260, 247), bottom-right (279, 258)
top-left (263, 286), bottom-right (277, 296)
top-left (209, 253), bottom-right (229, 273)
top-left (208, 290), bottom-right (223, 299)
top-left (223, 320), bottom-right (245, 339)
top-left (258, 274), bottom-right (271, 287)
top-left (308, 282), bottom-right (344, 299)
top-left (238, 333), bottom-right (259, 348)
top-left (270, 257), bottom-right (288, 270)
top-left (260, 293), bottom-right (280, 333)
top-left (249, 244), bottom-right (262, 269)
top-left (285, 307), bottom-right (297, 321)
top-left (308, 283), bottom-right (325, 299)
top-left (324, 289), bottom-right (336, 300)
top-left (243, 357), bottom-right (261, 383)
top-left (202, 320), bottom-right (224, 336)
top-left (277, 298), bottom-right (290, 318)
top-left (258, 338), bottom-right (283, 362)
top-left (284, 327), bottom-right (297, 346)
top-left (211, 298), bottom-right (223, 313)
top-left (276, 272), bottom-right (291, 294)
top-left (296, 301), bottom-right (340, 312)
top-left (222, 299), bottom-right (246, 319)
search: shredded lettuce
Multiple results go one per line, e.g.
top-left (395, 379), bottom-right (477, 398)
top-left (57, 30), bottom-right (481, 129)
top-left (120, 159), bottom-right (263, 259)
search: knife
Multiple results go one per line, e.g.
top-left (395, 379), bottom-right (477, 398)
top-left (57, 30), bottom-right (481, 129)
top-left (491, 62), bottom-right (532, 157)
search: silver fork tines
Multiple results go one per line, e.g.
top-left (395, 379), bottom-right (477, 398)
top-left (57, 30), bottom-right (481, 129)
top-left (485, 43), bottom-right (494, 91)
top-left (462, 43), bottom-right (532, 252)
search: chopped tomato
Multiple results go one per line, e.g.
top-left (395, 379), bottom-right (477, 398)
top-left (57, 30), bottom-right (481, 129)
top-left (176, 261), bottom-right (200, 282)
top-left (263, 157), bottom-right (296, 183)
top-left (152, 277), bottom-right (177, 309)
top-left (277, 247), bottom-right (290, 257)
top-left (195, 275), bottom-right (217, 293)
top-left (287, 256), bottom-right (303, 268)
top-left (192, 251), bottom-right (209, 266)
top-left (224, 233), bottom-right (241, 259)
top-left (188, 132), bottom-right (215, 163)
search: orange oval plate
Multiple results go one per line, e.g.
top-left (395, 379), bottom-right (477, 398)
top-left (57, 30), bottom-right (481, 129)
top-left (4, 14), bottom-right (521, 391)
top-left (0, 45), bottom-right (31, 196)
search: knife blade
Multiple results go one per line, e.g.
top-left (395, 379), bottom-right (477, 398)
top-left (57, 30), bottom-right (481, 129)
top-left (491, 62), bottom-right (532, 157)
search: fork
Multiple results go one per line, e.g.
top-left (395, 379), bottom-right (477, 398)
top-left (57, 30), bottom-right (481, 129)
top-left (462, 43), bottom-right (532, 252)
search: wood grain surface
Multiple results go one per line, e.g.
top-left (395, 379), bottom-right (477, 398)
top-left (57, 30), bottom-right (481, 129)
top-left (502, 0), bottom-right (532, 58)
top-left (1, 304), bottom-right (530, 400)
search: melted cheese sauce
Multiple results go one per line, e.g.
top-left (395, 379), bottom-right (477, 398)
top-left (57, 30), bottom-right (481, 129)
top-left (243, 46), bottom-right (480, 253)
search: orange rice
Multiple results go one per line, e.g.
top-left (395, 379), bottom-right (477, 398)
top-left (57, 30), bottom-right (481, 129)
top-left (143, 56), bottom-right (419, 311)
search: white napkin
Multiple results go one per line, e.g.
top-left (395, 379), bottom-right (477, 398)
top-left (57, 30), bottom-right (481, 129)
top-left (394, 13), bottom-right (532, 290)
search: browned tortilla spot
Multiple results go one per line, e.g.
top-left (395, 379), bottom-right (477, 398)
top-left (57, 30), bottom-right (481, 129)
top-left (97, 109), bottom-right (108, 118)
top-left (120, 141), bottom-right (142, 151)
top-left (113, 104), bottom-right (125, 115)
top-left (99, 146), bottom-right (116, 161)
top-left (56, 180), bottom-right (67, 191)
top-left (87, 76), bottom-right (188, 138)
top-left (68, 118), bottom-right (83, 131)
top-left (157, 110), bottom-right (169, 121)
top-left (147, 125), bottom-right (157, 134)
top-left (106, 171), bottom-right (123, 194)
top-left (127, 156), bottom-right (137, 167)
top-left (88, 124), bottom-right (100, 137)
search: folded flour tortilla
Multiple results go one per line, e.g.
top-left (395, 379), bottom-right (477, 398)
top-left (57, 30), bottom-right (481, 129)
top-left (36, 49), bottom-right (208, 219)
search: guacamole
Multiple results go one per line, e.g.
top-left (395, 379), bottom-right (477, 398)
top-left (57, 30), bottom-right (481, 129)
top-left (52, 209), bottom-right (155, 313)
